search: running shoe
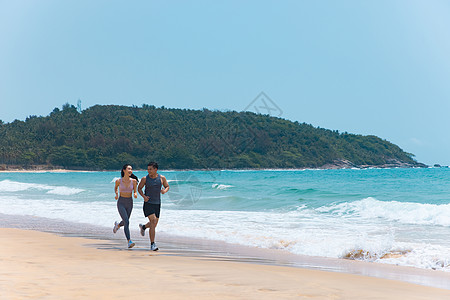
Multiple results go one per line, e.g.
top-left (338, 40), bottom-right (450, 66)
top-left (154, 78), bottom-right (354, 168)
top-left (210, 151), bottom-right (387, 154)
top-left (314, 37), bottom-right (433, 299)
top-left (139, 224), bottom-right (145, 236)
top-left (113, 221), bottom-right (119, 233)
top-left (128, 240), bottom-right (135, 248)
top-left (151, 243), bottom-right (158, 251)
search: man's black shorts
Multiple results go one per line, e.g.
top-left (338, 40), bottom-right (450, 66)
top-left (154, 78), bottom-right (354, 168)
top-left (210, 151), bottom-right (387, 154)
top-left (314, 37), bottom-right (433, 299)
top-left (143, 202), bottom-right (161, 218)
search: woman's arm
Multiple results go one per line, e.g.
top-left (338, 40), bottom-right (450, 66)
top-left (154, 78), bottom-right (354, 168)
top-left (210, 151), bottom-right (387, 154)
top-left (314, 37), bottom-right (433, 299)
top-left (114, 180), bottom-right (120, 200)
top-left (133, 179), bottom-right (137, 198)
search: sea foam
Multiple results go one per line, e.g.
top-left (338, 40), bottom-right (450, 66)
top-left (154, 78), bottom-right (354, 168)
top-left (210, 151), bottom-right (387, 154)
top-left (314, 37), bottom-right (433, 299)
top-left (318, 197), bottom-right (450, 227)
top-left (0, 179), bottom-right (84, 195)
top-left (212, 183), bottom-right (233, 190)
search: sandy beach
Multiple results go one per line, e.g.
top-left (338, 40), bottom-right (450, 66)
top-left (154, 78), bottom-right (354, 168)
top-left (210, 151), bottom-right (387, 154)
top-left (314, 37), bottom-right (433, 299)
top-left (1, 228), bottom-right (449, 299)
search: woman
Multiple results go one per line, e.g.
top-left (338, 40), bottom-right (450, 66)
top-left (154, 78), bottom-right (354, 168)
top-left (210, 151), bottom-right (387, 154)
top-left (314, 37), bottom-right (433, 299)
top-left (113, 164), bottom-right (138, 248)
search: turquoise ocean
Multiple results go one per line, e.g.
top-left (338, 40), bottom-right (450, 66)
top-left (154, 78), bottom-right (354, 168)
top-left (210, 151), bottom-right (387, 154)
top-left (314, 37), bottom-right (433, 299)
top-left (1, 168), bottom-right (450, 271)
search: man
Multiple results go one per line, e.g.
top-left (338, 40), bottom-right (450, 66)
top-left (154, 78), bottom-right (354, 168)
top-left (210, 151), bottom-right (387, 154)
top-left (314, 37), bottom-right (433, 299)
top-left (138, 162), bottom-right (169, 251)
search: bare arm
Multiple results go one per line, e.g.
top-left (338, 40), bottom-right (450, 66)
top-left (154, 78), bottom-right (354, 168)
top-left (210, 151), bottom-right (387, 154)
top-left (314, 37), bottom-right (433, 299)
top-left (114, 180), bottom-right (120, 200)
top-left (133, 179), bottom-right (137, 198)
top-left (160, 175), bottom-right (170, 194)
top-left (138, 177), bottom-right (149, 202)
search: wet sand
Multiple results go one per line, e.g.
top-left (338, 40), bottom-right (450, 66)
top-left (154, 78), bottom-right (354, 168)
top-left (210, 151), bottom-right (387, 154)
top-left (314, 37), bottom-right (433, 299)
top-left (1, 228), bottom-right (450, 299)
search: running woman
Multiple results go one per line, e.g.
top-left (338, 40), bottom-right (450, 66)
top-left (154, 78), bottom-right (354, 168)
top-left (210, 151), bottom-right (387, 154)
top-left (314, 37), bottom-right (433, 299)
top-left (138, 162), bottom-right (169, 251)
top-left (113, 164), bottom-right (138, 248)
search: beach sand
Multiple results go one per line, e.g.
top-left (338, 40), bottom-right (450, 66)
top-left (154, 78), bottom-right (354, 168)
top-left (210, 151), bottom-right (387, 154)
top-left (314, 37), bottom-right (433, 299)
top-left (1, 228), bottom-right (449, 299)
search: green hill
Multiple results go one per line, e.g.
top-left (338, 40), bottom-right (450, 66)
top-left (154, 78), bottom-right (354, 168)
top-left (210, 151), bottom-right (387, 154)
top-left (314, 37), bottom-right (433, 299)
top-left (0, 104), bottom-right (425, 170)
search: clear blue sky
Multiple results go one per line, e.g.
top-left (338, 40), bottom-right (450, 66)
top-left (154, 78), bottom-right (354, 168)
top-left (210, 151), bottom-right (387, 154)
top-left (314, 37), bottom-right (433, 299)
top-left (1, 0), bottom-right (449, 165)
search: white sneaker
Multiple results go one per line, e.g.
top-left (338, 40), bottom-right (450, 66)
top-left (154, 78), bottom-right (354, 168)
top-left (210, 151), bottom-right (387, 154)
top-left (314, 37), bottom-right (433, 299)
top-left (113, 221), bottom-right (119, 233)
top-left (139, 224), bottom-right (145, 236)
top-left (151, 243), bottom-right (158, 251)
top-left (128, 240), bottom-right (135, 248)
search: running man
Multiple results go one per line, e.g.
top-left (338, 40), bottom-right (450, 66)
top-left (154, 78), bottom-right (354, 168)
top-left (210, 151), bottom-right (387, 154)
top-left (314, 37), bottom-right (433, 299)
top-left (138, 162), bottom-right (169, 251)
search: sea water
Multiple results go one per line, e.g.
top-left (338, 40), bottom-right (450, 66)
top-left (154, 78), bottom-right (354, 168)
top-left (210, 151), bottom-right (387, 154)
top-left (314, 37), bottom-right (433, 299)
top-left (1, 168), bottom-right (450, 271)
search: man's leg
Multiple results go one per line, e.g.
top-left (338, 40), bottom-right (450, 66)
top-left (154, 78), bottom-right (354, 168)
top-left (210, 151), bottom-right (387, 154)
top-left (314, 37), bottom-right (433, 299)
top-left (147, 214), bottom-right (159, 243)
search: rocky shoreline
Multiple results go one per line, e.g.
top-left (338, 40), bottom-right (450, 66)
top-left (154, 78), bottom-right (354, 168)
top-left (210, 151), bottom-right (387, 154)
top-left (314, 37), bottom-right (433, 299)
top-left (319, 159), bottom-right (429, 169)
top-left (0, 160), bottom-right (430, 172)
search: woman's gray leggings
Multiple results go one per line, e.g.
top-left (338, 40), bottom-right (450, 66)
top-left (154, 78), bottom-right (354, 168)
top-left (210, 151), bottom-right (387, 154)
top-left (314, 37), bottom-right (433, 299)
top-left (117, 196), bottom-right (133, 240)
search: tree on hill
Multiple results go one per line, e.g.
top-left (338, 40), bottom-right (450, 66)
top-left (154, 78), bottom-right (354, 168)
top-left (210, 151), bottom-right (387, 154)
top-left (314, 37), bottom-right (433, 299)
top-left (0, 104), bottom-right (425, 170)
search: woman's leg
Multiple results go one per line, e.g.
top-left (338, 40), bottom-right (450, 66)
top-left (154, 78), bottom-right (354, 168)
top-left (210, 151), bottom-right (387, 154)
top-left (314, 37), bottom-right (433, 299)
top-left (117, 198), bottom-right (131, 240)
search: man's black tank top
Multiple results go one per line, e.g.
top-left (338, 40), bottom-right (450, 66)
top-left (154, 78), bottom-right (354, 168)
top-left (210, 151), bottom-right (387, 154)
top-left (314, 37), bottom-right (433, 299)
top-left (144, 174), bottom-right (162, 204)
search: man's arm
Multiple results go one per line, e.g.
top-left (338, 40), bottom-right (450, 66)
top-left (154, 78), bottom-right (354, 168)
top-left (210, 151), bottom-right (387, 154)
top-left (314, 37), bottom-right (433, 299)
top-left (138, 177), bottom-right (149, 202)
top-left (160, 175), bottom-right (170, 194)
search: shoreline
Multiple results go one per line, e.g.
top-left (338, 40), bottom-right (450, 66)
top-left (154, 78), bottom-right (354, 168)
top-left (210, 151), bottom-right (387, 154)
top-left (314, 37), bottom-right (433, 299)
top-left (0, 166), bottom-right (438, 173)
top-left (0, 168), bottom-right (94, 173)
top-left (2, 213), bottom-right (450, 290)
top-left (1, 227), bottom-right (450, 299)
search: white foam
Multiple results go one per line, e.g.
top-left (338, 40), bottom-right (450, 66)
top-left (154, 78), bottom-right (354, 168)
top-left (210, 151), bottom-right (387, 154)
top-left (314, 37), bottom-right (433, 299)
top-left (0, 195), bottom-right (120, 228)
top-left (2, 189), bottom-right (450, 272)
top-left (0, 180), bottom-right (84, 195)
top-left (157, 208), bottom-right (450, 271)
top-left (0, 180), bottom-right (31, 192)
top-left (319, 197), bottom-right (450, 227)
top-left (46, 186), bottom-right (85, 195)
top-left (211, 183), bottom-right (233, 190)
top-left (377, 243), bottom-right (450, 270)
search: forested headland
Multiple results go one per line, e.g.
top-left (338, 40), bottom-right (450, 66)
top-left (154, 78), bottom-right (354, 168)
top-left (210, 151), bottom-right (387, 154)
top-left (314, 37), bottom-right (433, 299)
top-left (0, 104), bottom-right (426, 170)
